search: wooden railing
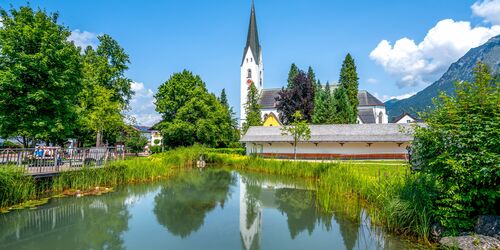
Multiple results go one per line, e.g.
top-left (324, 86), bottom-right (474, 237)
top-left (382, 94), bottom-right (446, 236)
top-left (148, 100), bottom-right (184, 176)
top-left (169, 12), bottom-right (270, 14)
top-left (0, 147), bottom-right (125, 176)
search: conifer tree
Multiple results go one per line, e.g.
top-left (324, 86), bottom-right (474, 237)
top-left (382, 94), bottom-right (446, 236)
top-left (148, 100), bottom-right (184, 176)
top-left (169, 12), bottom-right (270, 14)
top-left (287, 63), bottom-right (299, 88)
top-left (219, 88), bottom-right (229, 108)
top-left (339, 53), bottom-right (359, 122)
top-left (312, 82), bottom-right (337, 124)
top-left (307, 66), bottom-right (316, 91)
top-left (242, 83), bottom-right (262, 134)
top-left (332, 87), bottom-right (355, 124)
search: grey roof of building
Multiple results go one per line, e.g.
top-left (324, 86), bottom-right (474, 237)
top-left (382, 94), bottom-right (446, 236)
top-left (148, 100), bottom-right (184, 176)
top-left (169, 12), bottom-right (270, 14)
top-left (258, 88), bottom-right (384, 109)
top-left (357, 90), bottom-right (384, 106)
top-left (241, 123), bottom-right (421, 143)
top-left (358, 109), bottom-right (376, 124)
top-left (241, 2), bottom-right (261, 66)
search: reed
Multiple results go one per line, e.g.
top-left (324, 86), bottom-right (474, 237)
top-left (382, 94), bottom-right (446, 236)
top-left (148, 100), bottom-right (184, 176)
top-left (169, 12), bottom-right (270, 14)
top-left (0, 166), bottom-right (36, 209)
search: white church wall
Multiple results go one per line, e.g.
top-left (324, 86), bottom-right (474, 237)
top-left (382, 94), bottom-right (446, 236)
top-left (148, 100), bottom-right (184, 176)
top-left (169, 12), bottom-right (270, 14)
top-left (240, 48), bottom-right (263, 126)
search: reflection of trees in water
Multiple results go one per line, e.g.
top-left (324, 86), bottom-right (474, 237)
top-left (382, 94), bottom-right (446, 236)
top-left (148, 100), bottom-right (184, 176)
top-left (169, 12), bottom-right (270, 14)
top-left (153, 170), bottom-right (235, 238)
top-left (244, 179), bottom-right (261, 230)
top-left (275, 188), bottom-right (333, 239)
top-left (0, 191), bottom-right (131, 250)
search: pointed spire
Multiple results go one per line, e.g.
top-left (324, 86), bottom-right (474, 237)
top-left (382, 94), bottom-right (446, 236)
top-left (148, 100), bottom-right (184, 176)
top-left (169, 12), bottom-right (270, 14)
top-left (242, 0), bottom-right (261, 65)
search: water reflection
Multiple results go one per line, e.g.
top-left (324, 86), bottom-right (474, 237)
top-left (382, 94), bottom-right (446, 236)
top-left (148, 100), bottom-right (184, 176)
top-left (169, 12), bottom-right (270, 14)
top-left (0, 170), bottom-right (421, 250)
top-left (153, 170), bottom-right (236, 238)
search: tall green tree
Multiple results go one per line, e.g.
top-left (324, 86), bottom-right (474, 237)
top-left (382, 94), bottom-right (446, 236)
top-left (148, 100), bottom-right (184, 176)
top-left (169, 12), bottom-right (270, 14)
top-left (219, 88), bottom-right (240, 146)
top-left (276, 71), bottom-right (315, 124)
top-left (313, 82), bottom-right (337, 124)
top-left (281, 111), bottom-right (311, 159)
top-left (242, 83), bottom-right (262, 134)
top-left (338, 53), bottom-right (359, 122)
top-left (332, 87), bottom-right (355, 124)
top-left (0, 6), bottom-right (82, 147)
top-left (155, 71), bottom-right (237, 148)
top-left (287, 63), bottom-right (299, 88)
top-left (411, 62), bottom-right (500, 233)
top-left (307, 66), bottom-right (316, 91)
top-left (79, 35), bottom-right (132, 146)
top-left (219, 88), bottom-right (229, 108)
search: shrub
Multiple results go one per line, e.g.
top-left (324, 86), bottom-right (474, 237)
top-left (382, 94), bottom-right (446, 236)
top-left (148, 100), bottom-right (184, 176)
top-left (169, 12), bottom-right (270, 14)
top-left (150, 145), bottom-right (162, 154)
top-left (411, 62), bottom-right (499, 234)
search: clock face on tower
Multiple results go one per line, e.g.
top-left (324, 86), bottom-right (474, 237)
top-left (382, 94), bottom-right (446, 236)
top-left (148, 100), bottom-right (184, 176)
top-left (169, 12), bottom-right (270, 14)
top-left (247, 79), bottom-right (253, 86)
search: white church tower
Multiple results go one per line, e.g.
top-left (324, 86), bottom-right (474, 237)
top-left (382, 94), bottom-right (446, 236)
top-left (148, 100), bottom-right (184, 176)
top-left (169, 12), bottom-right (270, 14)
top-left (240, 1), bottom-right (263, 126)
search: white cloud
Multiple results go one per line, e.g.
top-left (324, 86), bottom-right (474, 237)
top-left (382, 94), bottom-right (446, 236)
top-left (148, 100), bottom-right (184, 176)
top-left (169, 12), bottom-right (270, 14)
top-left (68, 29), bottom-right (98, 49)
top-left (370, 19), bottom-right (500, 88)
top-left (127, 82), bottom-right (161, 127)
top-left (472, 0), bottom-right (500, 25)
top-left (366, 78), bottom-right (378, 84)
top-left (374, 92), bottom-right (417, 102)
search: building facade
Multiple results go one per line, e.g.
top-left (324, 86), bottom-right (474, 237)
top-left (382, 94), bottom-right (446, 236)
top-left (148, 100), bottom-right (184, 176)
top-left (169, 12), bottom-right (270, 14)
top-left (240, 2), bottom-right (388, 125)
top-left (240, 124), bottom-right (419, 160)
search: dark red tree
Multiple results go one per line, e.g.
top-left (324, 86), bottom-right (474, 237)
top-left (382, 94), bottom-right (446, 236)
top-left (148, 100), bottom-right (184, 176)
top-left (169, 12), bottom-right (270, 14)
top-left (275, 70), bottom-right (315, 124)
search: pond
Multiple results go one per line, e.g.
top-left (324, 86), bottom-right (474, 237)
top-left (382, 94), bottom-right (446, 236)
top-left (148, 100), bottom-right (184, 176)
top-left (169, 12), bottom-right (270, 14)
top-left (0, 169), bottom-right (424, 249)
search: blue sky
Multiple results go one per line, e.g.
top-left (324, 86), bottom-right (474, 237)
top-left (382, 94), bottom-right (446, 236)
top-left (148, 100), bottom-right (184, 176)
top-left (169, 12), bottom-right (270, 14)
top-left (3, 0), bottom-right (500, 125)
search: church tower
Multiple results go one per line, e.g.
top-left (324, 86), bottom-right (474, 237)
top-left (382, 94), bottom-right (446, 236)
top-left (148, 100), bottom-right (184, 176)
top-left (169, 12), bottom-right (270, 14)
top-left (240, 1), bottom-right (263, 126)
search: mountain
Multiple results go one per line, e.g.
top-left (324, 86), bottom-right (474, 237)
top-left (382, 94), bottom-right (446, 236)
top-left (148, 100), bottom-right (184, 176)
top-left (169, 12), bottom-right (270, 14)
top-left (385, 35), bottom-right (500, 121)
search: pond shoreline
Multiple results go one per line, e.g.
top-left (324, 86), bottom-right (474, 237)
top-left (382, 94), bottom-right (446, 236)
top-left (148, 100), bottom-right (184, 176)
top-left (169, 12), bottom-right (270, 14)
top-left (1, 147), bottom-right (433, 247)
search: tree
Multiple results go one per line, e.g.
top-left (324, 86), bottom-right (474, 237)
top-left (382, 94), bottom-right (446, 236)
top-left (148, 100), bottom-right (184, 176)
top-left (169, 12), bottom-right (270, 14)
top-left (219, 88), bottom-right (229, 108)
top-left (332, 87), bottom-right (355, 124)
top-left (313, 82), bottom-right (337, 124)
top-left (78, 35), bottom-right (132, 146)
top-left (307, 66), bottom-right (316, 92)
top-left (338, 53), bottom-right (359, 122)
top-left (411, 62), bottom-right (499, 233)
top-left (155, 71), bottom-right (238, 148)
top-left (281, 111), bottom-right (311, 159)
top-left (242, 83), bottom-right (262, 134)
top-left (287, 63), bottom-right (299, 88)
top-left (276, 71), bottom-right (315, 124)
top-left (0, 6), bottom-right (82, 147)
top-left (124, 129), bottom-right (148, 156)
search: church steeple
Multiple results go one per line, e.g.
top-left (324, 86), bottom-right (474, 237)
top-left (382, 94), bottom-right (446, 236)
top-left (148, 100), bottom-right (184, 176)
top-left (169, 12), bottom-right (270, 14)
top-left (242, 1), bottom-right (261, 65)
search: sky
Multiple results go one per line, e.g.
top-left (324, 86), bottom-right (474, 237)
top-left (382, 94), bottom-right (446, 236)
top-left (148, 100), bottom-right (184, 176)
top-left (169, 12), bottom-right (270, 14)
top-left (2, 0), bottom-right (500, 126)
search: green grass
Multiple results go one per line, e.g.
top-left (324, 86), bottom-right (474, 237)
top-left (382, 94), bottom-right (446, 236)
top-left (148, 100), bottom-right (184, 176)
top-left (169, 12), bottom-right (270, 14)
top-left (0, 166), bottom-right (37, 210)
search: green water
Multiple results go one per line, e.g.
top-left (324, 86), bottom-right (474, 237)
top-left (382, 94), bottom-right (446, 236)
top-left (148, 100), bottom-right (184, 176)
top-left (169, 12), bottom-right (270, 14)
top-left (0, 169), bottom-right (423, 249)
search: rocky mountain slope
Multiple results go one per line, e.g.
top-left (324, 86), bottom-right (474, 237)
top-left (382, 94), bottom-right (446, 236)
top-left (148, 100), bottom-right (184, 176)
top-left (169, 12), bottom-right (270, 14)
top-left (386, 35), bottom-right (500, 120)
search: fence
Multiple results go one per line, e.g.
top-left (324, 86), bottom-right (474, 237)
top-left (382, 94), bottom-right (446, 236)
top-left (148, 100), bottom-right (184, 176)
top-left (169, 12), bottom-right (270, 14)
top-left (0, 147), bottom-right (125, 175)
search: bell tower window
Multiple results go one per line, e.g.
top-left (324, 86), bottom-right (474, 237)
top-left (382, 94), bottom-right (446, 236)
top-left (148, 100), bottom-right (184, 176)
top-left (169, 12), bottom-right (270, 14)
top-left (378, 111), bottom-right (383, 124)
top-left (247, 69), bottom-right (252, 78)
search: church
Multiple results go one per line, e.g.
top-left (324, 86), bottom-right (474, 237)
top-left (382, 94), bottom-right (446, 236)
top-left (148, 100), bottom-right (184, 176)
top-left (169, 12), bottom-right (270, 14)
top-left (239, 2), bottom-right (388, 125)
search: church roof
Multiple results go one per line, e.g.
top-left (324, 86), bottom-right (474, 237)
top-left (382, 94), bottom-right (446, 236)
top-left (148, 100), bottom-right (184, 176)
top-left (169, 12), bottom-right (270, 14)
top-left (357, 90), bottom-right (384, 106)
top-left (241, 1), bottom-right (261, 66)
top-left (258, 88), bottom-right (384, 109)
top-left (241, 123), bottom-right (420, 143)
top-left (358, 109), bottom-right (376, 124)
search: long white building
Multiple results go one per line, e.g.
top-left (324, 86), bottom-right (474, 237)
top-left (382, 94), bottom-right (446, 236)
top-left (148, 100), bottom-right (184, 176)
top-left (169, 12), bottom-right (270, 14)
top-left (240, 123), bottom-right (419, 160)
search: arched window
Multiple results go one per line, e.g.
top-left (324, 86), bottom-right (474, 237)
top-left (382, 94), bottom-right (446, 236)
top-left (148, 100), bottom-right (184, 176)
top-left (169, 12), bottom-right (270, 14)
top-left (378, 111), bottom-right (383, 124)
top-left (247, 69), bottom-right (252, 78)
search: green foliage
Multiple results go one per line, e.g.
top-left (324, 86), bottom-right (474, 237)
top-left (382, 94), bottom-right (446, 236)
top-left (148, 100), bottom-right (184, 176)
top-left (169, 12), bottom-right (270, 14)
top-left (332, 87), bottom-right (356, 124)
top-left (0, 167), bottom-right (36, 209)
top-left (155, 71), bottom-right (238, 148)
top-left (287, 63), bottom-right (299, 88)
top-left (219, 88), bottom-right (229, 108)
top-left (78, 35), bottom-right (131, 146)
top-left (411, 62), bottom-right (500, 233)
top-left (0, 6), bottom-right (83, 146)
top-left (338, 53), bottom-right (359, 121)
top-left (207, 147), bottom-right (245, 155)
top-left (150, 145), bottom-right (162, 154)
top-left (276, 70), bottom-right (316, 124)
top-left (281, 111), bottom-right (311, 159)
top-left (242, 83), bottom-right (262, 133)
top-left (125, 130), bottom-right (148, 154)
top-left (312, 83), bottom-right (336, 124)
top-left (0, 141), bottom-right (22, 148)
